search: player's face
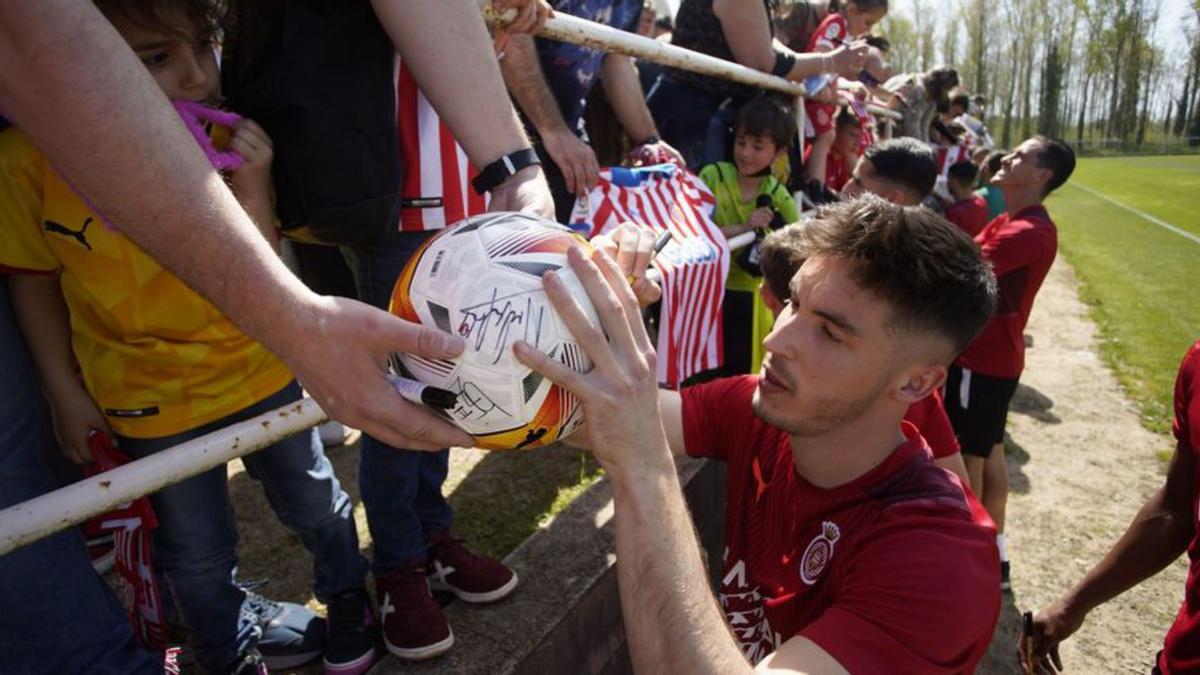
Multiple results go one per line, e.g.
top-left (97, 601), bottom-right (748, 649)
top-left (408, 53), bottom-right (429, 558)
top-left (753, 255), bottom-right (900, 436)
top-left (733, 133), bottom-right (781, 178)
top-left (845, 4), bottom-right (887, 37)
top-left (992, 138), bottom-right (1051, 193)
top-left (842, 158), bottom-right (910, 205)
top-left (109, 10), bottom-right (220, 104)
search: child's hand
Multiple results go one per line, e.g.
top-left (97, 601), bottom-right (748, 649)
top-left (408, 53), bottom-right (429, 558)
top-left (49, 387), bottom-right (113, 466)
top-left (749, 207), bottom-right (775, 230)
top-left (227, 118), bottom-right (274, 203)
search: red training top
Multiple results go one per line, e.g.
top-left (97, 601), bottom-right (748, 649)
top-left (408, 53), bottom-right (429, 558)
top-left (806, 13), bottom-right (848, 52)
top-left (683, 376), bottom-right (1000, 671)
top-left (956, 206), bottom-right (1058, 379)
top-left (1162, 340), bottom-right (1200, 673)
top-left (945, 195), bottom-right (991, 237)
top-left (904, 389), bottom-right (959, 460)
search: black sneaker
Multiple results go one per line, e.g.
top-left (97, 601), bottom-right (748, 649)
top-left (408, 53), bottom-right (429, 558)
top-left (1000, 561), bottom-right (1012, 592)
top-left (243, 590), bottom-right (327, 669)
top-left (323, 588), bottom-right (378, 675)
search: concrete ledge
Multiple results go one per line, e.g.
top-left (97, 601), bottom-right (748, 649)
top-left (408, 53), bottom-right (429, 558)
top-left (369, 455), bottom-right (725, 674)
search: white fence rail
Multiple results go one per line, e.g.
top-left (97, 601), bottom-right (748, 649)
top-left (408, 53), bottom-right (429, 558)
top-left (0, 6), bottom-right (900, 558)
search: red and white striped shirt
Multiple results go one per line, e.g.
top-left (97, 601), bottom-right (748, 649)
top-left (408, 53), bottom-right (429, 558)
top-left (573, 165), bottom-right (729, 387)
top-left (395, 58), bottom-right (488, 232)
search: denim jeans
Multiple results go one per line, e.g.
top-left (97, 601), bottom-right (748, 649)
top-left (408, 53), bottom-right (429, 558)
top-left (342, 232), bottom-right (453, 572)
top-left (117, 380), bottom-right (368, 673)
top-left (0, 278), bottom-right (160, 675)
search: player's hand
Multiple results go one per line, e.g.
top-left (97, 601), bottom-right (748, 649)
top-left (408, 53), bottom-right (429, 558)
top-left (489, 164), bottom-right (556, 219)
top-left (491, 0), bottom-right (553, 55)
top-left (590, 222), bottom-right (662, 307)
top-left (1018, 601), bottom-right (1086, 674)
top-left (283, 295), bottom-right (473, 450)
top-left (829, 42), bottom-right (869, 78)
top-left (748, 207), bottom-right (775, 230)
top-left (513, 246), bottom-right (667, 472)
top-left (227, 118), bottom-right (274, 204)
top-left (541, 129), bottom-right (600, 196)
top-left (48, 387), bottom-right (112, 466)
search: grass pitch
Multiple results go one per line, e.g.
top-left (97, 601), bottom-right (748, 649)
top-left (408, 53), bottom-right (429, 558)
top-left (1047, 155), bottom-right (1200, 435)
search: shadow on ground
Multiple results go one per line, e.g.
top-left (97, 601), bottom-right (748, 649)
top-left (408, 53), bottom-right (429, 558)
top-left (1004, 435), bottom-right (1032, 495)
top-left (1009, 384), bottom-right (1061, 425)
top-left (980, 591), bottom-right (1025, 674)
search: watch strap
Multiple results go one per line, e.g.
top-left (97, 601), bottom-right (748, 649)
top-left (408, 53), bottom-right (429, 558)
top-left (471, 147), bottom-right (541, 195)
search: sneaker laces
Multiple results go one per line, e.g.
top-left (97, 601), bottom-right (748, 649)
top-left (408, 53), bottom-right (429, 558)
top-left (240, 586), bottom-right (285, 626)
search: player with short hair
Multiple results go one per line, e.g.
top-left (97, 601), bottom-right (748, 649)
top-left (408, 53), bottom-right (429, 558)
top-left (944, 135), bottom-right (1076, 591)
top-left (519, 195), bottom-right (1002, 672)
top-left (840, 137), bottom-right (937, 206)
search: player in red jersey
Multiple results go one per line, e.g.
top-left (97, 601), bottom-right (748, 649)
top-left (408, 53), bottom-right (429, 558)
top-left (516, 196), bottom-right (1000, 672)
top-left (944, 160), bottom-right (991, 237)
top-left (944, 135), bottom-right (1076, 590)
top-left (1022, 341), bottom-right (1200, 674)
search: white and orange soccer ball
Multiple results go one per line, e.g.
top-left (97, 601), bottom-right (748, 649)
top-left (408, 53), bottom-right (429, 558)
top-left (388, 212), bottom-right (599, 450)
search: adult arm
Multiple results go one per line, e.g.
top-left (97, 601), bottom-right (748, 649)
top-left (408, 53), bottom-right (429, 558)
top-left (498, 32), bottom-right (600, 195)
top-left (370, 0), bottom-right (555, 216)
top-left (514, 245), bottom-right (753, 673)
top-left (711, 0), bottom-right (866, 81)
top-left (1021, 441), bottom-right (1196, 673)
top-left (600, 54), bottom-right (685, 165)
top-left (0, 1), bottom-right (472, 450)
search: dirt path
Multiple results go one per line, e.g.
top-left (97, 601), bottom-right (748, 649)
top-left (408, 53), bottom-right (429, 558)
top-left (979, 258), bottom-right (1188, 674)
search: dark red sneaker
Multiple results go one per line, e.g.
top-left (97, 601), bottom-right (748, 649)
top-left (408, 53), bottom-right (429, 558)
top-left (426, 531), bottom-right (519, 603)
top-left (375, 565), bottom-right (453, 661)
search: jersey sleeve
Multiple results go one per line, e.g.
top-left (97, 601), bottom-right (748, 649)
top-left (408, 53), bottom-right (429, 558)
top-left (681, 376), bottom-right (758, 461)
top-left (698, 163), bottom-right (721, 193)
top-left (799, 521), bottom-right (999, 673)
top-left (807, 14), bottom-right (848, 52)
top-left (905, 391), bottom-right (961, 459)
top-left (0, 130), bottom-right (57, 274)
top-left (1174, 341), bottom-right (1200, 454)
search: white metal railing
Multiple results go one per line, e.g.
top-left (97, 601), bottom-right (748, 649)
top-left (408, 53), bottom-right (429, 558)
top-left (0, 6), bottom-right (901, 558)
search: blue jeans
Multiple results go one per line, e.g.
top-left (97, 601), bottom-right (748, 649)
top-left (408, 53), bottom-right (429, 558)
top-left (0, 278), bottom-right (160, 675)
top-left (117, 381), bottom-right (368, 673)
top-left (342, 232), bottom-right (453, 571)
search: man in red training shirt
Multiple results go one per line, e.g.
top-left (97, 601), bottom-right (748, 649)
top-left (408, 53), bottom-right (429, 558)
top-left (943, 135), bottom-right (1076, 591)
top-left (1023, 341), bottom-right (1200, 674)
top-left (944, 160), bottom-right (990, 237)
top-left (516, 196), bottom-right (1001, 672)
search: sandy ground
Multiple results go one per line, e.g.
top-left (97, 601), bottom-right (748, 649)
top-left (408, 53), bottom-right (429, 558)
top-left (139, 255), bottom-right (1188, 673)
top-left (977, 258), bottom-right (1188, 674)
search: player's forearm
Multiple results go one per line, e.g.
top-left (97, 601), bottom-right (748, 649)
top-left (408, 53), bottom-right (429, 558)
top-left (607, 447), bottom-right (751, 674)
top-left (8, 274), bottom-right (85, 404)
top-left (372, 0), bottom-right (536, 164)
top-left (1060, 489), bottom-right (1192, 617)
top-left (499, 33), bottom-right (573, 138)
top-left (0, 1), bottom-right (319, 362)
top-left (600, 55), bottom-right (658, 143)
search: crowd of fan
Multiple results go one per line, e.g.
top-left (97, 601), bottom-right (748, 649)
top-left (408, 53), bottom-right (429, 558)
top-left (3, 1), bottom-right (1198, 675)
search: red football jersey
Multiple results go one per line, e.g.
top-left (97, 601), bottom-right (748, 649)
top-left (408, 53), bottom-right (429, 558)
top-left (1162, 340), bottom-right (1200, 673)
top-left (806, 13), bottom-right (848, 52)
top-left (945, 195), bottom-right (991, 237)
top-left (682, 376), bottom-right (1000, 671)
top-left (904, 389), bottom-right (960, 460)
top-left (956, 206), bottom-right (1058, 378)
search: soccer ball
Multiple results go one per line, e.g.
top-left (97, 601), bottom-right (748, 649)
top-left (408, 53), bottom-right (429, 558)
top-left (388, 212), bottom-right (600, 450)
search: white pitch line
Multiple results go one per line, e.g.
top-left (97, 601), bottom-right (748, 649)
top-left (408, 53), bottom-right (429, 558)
top-left (1069, 181), bottom-right (1200, 247)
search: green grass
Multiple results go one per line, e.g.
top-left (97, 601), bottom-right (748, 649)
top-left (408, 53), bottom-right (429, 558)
top-left (1047, 155), bottom-right (1200, 435)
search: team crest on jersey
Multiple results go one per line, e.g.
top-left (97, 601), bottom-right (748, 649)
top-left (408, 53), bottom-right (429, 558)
top-left (799, 521), bottom-right (841, 585)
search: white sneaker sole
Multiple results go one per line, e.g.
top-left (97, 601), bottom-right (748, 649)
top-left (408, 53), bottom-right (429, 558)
top-left (429, 570), bottom-right (519, 604)
top-left (384, 630), bottom-right (454, 661)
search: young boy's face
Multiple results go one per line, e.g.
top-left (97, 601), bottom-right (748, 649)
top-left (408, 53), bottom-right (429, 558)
top-left (833, 123), bottom-right (862, 158)
top-left (108, 10), bottom-right (220, 103)
top-left (733, 132), bottom-right (781, 178)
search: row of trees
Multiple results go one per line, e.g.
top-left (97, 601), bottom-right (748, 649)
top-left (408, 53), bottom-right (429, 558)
top-left (880, 0), bottom-right (1200, 151)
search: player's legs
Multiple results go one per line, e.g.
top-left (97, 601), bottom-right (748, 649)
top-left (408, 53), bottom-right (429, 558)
top-left (982, 441), bottom-right (1008, 532)
top-left (964, 455), bottom-right (984, 498)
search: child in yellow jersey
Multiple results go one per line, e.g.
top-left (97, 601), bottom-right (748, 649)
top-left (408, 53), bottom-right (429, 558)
top-left (0, 2), bottom-right (374, 673)
top-left (698, 96), bottom-right (799, 376)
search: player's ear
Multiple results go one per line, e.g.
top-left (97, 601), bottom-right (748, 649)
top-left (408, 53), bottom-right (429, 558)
top-left (895, 363), bottom-right (946, 405)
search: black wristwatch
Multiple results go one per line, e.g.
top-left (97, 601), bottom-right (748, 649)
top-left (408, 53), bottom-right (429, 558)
top-left (471, 148), bottom-right (542, 196)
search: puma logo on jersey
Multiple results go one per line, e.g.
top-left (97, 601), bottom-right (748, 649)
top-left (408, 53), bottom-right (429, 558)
top-left (44, 217), bottom-right (94, 250)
